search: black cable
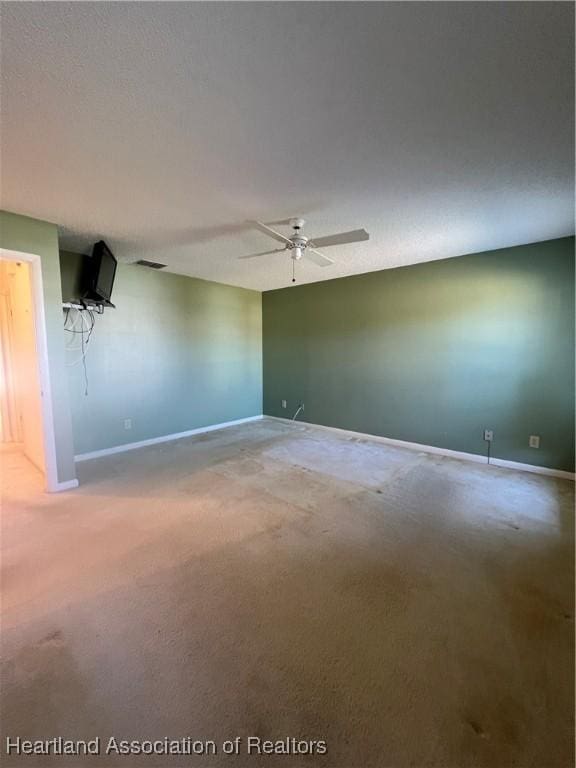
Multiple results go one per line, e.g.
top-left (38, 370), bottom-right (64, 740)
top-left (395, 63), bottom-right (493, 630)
top-left (82, 310), bottom-right (96, 397)
top-left (81, 312), bottom-right (89, 396)
top-left (63, 306), bottom-right (94, 396)
top-left (85, 310), bottom-right (96, 346)
top-left (64, 306), bottom-right (85, 333)
top-left (64, 308), bottom-right (96, 342)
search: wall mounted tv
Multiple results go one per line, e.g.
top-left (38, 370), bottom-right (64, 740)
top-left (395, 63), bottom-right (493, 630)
top-left (85, 240), bottom-right (117, 307)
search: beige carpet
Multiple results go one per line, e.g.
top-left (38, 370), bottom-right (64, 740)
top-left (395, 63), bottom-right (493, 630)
top-left (1, 420), bottom-right (574, 767)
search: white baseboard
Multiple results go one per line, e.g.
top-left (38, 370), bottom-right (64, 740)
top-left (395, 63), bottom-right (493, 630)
top-left (74, 415), bottom-right (264, 462)
top-left (487, 456), bottom-right (574, 480)
top-left (265, 417), bottom-right (575, 481)
top-left (48, 478), bottom-right (79, 493)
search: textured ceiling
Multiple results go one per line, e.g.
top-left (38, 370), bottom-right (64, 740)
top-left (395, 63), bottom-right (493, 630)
top-left (1, 2), bottom-right (573, 291)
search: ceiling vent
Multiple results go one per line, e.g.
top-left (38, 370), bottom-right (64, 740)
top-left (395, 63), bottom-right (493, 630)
top-left (134, 259), bottom-right (166, 269)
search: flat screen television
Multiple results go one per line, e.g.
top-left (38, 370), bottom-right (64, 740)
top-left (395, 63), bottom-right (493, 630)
top-left (87, 240), bottom-right (117, 306)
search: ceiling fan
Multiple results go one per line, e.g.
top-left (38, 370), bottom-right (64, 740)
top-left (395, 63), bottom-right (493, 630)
top-left (239, 219), bottom-right (370, 278)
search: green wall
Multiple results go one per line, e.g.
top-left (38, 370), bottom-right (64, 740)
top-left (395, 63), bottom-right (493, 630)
top-left (3, 210), bottom-right (573, 475)
top-left (0, 211), bottom-right (77, 484)
top-left (263, 237), bottom-right (575, 472)
top-left (60, 252), bottom-right (262, 455)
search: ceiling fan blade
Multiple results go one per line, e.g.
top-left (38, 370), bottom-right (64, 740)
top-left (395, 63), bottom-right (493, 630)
top-left (238, 248), bottom-right (286, 260)
top-left (251, 220), bottom-right (293, 245)
top-left (304, 248), bottom-right (334, 267)
top-left (310, 229), bottom-right (369, 249)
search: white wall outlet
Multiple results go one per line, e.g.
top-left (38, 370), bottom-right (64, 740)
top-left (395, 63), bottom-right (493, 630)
top-left (483, 429), bottom-right (493, 442)
top-left (529, 435), bottom-right (540, 449)
top-left (124, 418), bottom-right (132, 430)
top-left (281, 400), bottom-right (287, 409)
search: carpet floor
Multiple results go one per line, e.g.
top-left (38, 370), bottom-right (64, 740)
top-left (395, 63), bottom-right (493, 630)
top-left (1, 419), bottom-right (574, 767)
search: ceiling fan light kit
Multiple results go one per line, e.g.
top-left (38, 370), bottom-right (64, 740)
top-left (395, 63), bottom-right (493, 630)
top-left (240, 218), bottom-right (370, 284)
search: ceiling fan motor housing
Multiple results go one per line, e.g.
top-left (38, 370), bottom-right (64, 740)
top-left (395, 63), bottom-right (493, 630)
top-left (289, 236), bottom-right (307, 259)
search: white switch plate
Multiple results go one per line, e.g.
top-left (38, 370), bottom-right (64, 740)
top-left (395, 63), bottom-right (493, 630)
top-left (281, 400), bottom-right (287, 409)
top-left (529, 435), bottom-right (540, 449)
top-left (124, 418), bottom-right (132, 430)
top-left (483, 429), bottom-right (493, 442)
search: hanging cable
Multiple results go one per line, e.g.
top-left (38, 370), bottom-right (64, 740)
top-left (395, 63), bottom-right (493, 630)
top-left (292, 403), bottom-right (304, 421)
top-left (63, 306), bottom-right (97, 395)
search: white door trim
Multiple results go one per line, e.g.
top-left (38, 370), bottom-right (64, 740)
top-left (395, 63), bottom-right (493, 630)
top-left (0, 248), bottom-right (64, 492)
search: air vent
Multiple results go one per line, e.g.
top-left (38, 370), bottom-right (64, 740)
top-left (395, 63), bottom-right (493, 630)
top-left (134, 259), bottom-right (166, 269)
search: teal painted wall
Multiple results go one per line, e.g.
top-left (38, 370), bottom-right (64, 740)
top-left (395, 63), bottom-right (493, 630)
top-left (60, 252), bottom-right (262, 455)
top-left (263, 237), bottom-right (575, 472)
top-left (0, 210), bottom-right (77, 484)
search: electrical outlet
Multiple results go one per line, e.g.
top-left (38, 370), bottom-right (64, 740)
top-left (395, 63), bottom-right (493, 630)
top-left (124, 418), bottom-right (132, 430)
top-left (281, 400), bottom-right (287, 409)
top-left (529, 435), bottom-right (540, 449)
top-left (483, 429), bottom-right (493, 442)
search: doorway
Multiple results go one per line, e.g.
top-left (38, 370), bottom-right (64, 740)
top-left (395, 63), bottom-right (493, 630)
top-left (0, 258), bottom-right (46, 483)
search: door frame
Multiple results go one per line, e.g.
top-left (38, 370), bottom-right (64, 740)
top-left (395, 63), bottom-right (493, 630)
top-left (0, 248), bottom-right (62, 492)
